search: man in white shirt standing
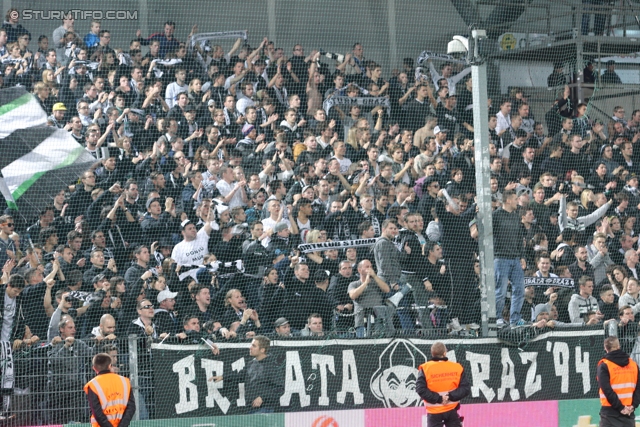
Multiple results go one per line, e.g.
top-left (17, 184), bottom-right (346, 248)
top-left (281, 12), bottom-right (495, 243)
top-left (171, 213), bottom-right (214, 279)
top-left (495, 99), bottom-right (512, 137)
top-left (236, 82), bottom-right (256, 116)
top-left (216, 164), bottom-right (247, 209)
top-left (261, 201), bottom-right (290, 248)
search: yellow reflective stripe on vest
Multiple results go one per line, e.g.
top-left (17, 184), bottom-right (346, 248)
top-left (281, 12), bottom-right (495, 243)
top-left (119, 376), bottom-right (130, 404)
top-left (600, 393), bottom-right (634, 398)
top-left (612, 383), bottom-right (637, 389)
top-left (88, 378), bottom-right (109, 409)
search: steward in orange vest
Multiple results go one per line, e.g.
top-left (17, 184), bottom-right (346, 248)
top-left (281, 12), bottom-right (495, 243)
top-left (84, 353), bottom-right (136, 427)
top-left (597, 337), bottom-right (640, 427)
top-left (416, 342), bottom-right (470, 427)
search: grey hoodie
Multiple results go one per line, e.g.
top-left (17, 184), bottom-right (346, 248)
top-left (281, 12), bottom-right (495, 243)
top-left (619, 293), bottom-right (640, 314)
top-left (373, 236), bottom-right (401, 285)
top-left (568, 293), bottom-right (599, 324)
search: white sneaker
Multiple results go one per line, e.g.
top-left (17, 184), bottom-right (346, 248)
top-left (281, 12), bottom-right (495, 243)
top-left (496, 319), bottom-right (506, 327)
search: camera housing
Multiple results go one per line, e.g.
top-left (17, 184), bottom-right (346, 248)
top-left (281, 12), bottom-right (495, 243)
top-left (447, 36), bottom-right (469, 57)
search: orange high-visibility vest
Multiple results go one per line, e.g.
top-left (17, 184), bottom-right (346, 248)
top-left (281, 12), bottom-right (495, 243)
top-left (419, 360), bottom-right (463, 414)
top-left (84, 373), bottom-right (131, 427)
top-left (598, 358), bottom-right (638, 407)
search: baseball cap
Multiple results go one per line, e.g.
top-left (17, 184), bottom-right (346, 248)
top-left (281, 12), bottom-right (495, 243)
top-left (146, 197), bottom-right (161, 210)
top-left (52, 102), bottom-right (67, 112)
top-left (207, 99), bottom-right (216, 107)
top-left (92, 274), bottom-right (107, 285)
top-left (157, 289), bottom-right (178, 303)
top-left (180, 219), bottom-right (192, 230)
top-left (434, 126), bottom-right (448, 135)
top-left (274, 317), bottom-right (289, 327)
top-left (314, 269), bottom-right (330, 283)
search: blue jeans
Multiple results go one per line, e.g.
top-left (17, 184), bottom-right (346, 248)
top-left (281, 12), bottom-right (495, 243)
top-left (494, 258), bottom-right (525, 324)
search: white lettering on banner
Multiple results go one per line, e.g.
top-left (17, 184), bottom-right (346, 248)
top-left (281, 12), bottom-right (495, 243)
top-left (550, 341), bottom-right (570, 393)
top-left (312, 354), bottom-right (335, 406)
top-left (465, 351), bottom-right (496, 402)
top-left (498, 348), bottom-right (520, 401)
top-left (201, 358), bottom-right (230, 413)
top-left (281, 351), bottom-right (311, 407)
top-left (173, 355), bottom-right (198, 414)
top-left (336, 350), bottom-right (364, 404)
top-left (575, 346), bottom-right (591, 394)
top-left (519, 352), bottom-right (542, 398)
top-left (231, 358), bottom-right (246, 407)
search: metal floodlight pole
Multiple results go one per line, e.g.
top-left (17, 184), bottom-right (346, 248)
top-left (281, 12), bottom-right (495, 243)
top-left (469, 30), bottom-right (496, 337)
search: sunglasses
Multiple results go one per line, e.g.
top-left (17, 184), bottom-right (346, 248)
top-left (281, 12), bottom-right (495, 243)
top-left (140, 304), bottom-right (154, 309)
top-left (4, 223), bottom-right (14, 227)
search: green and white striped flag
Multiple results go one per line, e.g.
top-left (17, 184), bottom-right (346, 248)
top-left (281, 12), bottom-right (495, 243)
top-left (0, 126), bottom-right (96, 220)
top-left (0, 87), bottom-right (47, 138)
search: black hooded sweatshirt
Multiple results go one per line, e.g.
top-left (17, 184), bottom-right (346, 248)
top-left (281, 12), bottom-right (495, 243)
top-left (597, 349), bottom-right (640, 417)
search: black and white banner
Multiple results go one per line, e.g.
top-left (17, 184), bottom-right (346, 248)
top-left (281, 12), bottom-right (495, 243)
top-left (415, 50), bottom-right (468, 83)
top-left (151, 330), bottom-right (604, 418)
top-left (189, 31), bottom-right (248, 51)
top-left (416, 50), bottom-right (467, 67)
top-left (297, 238), bottom-right (377, 254)
top-left (323, 96), bottom-right (390, 116)
top-left (523, 277), bottom-right (575, 288)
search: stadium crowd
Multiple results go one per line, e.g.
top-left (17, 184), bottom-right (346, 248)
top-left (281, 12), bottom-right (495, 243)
top-left (1, 8), bottom-right (640, 422)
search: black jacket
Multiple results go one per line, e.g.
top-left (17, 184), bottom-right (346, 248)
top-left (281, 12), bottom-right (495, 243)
top-left (154, 309), bottom-right (179, 335)
top-left (492, 207), bottom-right (525, 258)
top-left (277, 266), bottom-right (314, 330)
top-left (224, 354), bottom-right (284, 412)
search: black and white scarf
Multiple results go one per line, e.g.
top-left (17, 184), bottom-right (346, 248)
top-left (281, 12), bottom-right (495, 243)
top-left (0, 340), bottom-right (13, 413)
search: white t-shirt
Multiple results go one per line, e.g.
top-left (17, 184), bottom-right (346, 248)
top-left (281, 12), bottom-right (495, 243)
top-left (297, 217), bottom-right (311, 240)
top-left (261, 217), bottom-right (290, 248)
top-left (2, 293), bottom-right (16, 341)
top-left (333, 156), bottom-right (352, 174)
top-left (171, 227), bottom-right (210, 266)
top-left (216, 180), bottom-right (245, 208)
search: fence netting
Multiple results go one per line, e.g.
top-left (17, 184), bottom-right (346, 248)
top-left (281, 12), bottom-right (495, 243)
top-left (1, 0), bottom-right (640, 423)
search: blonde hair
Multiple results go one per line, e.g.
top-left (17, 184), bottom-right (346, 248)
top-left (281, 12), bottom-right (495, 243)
top-left (306, 230), bottom-right (321, 243)
top-left (42, 69), bottom-right (54, 84)
top-left (224, 289), bottom-right (242, 307)
top-left (580, 189), bottom-right (593, 209)
top-left (346, 127), bottom-right (358, 150)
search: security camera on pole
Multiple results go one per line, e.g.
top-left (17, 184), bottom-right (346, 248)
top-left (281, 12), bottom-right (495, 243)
top-left (447, 27), bottom-right (496, 337)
